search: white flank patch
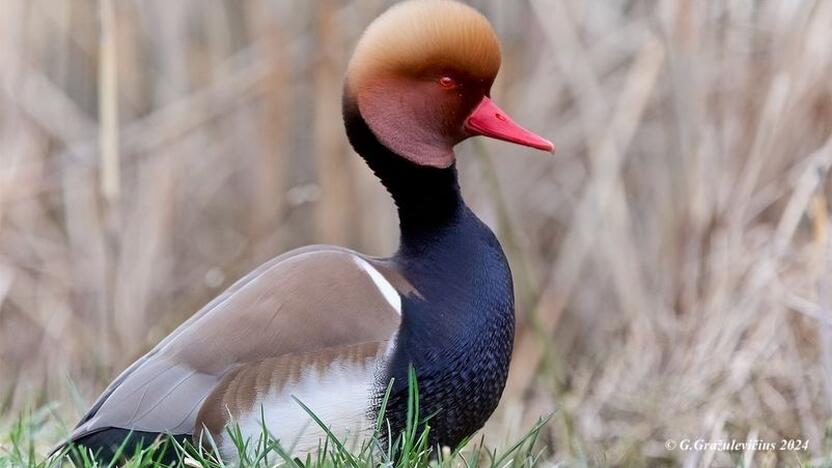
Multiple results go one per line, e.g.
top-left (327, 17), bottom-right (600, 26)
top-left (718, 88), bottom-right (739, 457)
top-left (220, 356), bottom-right (378, 461)
top-left (352, 256), bottom-right (402, 314)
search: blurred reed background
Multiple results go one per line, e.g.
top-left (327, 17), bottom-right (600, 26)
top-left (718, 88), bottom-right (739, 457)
top-left (1, 0), bottom-right (832, 465)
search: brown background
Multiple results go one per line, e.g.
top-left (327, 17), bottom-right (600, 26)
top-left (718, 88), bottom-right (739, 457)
top-left (1, 0), bottom-right (832, 465)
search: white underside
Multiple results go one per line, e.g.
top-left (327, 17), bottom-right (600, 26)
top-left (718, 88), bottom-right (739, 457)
top-left (217, 354), bottom-right (380, 461)
top-left (210, 254), bottom-right (401, 461)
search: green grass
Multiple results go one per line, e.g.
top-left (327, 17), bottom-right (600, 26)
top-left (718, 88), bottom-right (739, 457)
top-left (0, 371), bottom-right (551, 467)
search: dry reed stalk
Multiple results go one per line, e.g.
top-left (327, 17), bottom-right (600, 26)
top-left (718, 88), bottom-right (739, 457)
top-left (246, 2), bottom-right (289, 259)
top-left (98, 0), bottom-right (120, 204)
top-left (816, 185), bottom-right (832, 422)
top-left (313, 1), bottom-right (357, 247)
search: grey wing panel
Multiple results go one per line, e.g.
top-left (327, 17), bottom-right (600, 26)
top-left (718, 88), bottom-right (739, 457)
top-left (72, 358), bottom-right (218, 438)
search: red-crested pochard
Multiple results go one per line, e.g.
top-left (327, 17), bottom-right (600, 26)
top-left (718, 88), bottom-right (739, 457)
top-left (64, 0), bottom-right (553, 462)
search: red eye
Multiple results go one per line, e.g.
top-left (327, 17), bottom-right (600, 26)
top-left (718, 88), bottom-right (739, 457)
top-left (438, 76), bottom-right (457, 89)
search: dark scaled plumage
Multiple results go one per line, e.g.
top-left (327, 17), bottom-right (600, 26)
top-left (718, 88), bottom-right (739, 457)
top-left (67, 429), bottom-right (189, 465)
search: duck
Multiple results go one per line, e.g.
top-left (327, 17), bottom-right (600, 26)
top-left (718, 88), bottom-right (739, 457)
top-left (62, 0), bottom-right (553, 462)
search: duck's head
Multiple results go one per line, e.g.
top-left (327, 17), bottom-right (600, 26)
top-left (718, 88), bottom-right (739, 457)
top-left (345, 0), bottom-right (553, 169)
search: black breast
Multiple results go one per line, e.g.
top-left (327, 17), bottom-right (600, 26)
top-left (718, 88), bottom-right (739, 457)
top-left (397, 306), bottom-right (514, 448)
top-left (375, 208), bottom-right (515, 448)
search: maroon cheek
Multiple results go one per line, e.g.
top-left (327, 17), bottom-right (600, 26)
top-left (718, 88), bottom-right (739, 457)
top-left (431, 90), bottom-right (467, 137)
top-left (355, 77), bottom-right (466, 168)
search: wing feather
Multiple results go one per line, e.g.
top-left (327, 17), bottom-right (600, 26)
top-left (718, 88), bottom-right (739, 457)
top-left (70, 247), bottom-right (403, 441)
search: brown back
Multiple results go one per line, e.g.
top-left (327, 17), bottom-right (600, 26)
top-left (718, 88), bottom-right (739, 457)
top-left (70, 246), bottom-right (404, 439)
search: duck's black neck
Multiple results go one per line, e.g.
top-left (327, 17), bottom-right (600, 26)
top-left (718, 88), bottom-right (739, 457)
top-left (344, 96), bottom-right (515, 449)
top-left (343, 98), bottom-right (463, 248)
